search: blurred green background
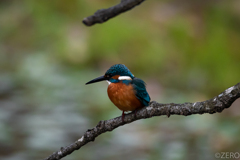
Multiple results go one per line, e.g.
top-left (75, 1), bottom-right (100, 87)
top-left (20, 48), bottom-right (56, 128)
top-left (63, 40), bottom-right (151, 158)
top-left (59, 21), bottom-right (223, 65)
top-left (1, 0), bottom-right (240, 160)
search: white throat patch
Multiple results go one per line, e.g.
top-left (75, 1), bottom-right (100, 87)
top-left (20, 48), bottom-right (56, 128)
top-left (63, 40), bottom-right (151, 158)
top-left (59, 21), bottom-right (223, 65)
top-left (118, 76), bottom-right (132, 80)
top-left (106, 80), bottom-right (111, 85)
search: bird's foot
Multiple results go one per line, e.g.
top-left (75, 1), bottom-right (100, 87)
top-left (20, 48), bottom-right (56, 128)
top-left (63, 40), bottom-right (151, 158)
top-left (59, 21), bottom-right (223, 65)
top-left (121, 111), bottom-right (125, 122)
top-left (132, 109), bottom-right (138, 118)
top-left (132, 107), bottom-right (142, 118)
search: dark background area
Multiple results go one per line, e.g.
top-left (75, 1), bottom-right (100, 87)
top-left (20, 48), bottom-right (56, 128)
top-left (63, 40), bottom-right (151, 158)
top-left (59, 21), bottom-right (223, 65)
top-left (0, 0), bottom-right (240, 160)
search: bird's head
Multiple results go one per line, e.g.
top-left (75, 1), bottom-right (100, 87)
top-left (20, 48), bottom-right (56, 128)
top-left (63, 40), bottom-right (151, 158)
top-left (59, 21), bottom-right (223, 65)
top-left (86, 64), bottom-right (134, 85)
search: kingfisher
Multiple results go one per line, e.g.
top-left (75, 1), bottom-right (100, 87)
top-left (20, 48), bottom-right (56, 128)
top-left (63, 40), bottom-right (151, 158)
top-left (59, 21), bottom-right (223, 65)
top-left (86, 64), bottom-right (151, 122)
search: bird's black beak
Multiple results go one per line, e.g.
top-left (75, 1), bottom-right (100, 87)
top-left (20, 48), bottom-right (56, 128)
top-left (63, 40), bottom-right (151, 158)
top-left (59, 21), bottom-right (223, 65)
top-left (85, 75), bottom-right (108, 85)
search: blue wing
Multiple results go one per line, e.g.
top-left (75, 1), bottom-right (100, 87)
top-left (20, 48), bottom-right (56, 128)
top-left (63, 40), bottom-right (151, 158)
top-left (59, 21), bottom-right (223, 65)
top-left (131, 78), bottom-right (151, 106)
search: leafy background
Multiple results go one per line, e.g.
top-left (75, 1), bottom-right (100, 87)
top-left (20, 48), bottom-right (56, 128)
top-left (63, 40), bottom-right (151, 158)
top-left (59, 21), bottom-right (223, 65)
top-left (1, 0), bottom-right (240, 160)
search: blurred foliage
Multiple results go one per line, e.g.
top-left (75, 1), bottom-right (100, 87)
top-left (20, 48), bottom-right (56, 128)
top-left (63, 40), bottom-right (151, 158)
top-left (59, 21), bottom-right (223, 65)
top-left (0, 0), bottom-right (240, 160)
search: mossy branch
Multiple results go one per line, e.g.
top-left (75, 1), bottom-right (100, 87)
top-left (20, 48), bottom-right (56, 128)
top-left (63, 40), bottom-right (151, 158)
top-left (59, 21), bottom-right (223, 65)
top-left (44, 82), bottom-right (240, 160)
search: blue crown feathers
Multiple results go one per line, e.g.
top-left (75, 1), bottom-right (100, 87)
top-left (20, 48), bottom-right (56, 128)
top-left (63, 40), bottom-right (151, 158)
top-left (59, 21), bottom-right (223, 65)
top-left (105, 64), bottom-right (134, 78)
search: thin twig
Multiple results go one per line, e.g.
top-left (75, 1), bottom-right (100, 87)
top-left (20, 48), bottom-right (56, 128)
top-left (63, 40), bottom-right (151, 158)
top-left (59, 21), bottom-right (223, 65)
top-left (44, 82), bottom-right (240, 160)
top-left (82, 0), bottom-right (145, 26)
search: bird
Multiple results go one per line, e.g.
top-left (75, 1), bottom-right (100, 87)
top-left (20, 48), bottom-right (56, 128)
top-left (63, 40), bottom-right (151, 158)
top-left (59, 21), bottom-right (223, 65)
top-left (86, 64), bottom-right (151, 122)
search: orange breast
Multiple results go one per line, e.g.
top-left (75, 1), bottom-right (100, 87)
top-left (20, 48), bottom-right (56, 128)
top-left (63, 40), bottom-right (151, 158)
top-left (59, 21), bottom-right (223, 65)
top-left (107, 82), bottom-right (143, 112)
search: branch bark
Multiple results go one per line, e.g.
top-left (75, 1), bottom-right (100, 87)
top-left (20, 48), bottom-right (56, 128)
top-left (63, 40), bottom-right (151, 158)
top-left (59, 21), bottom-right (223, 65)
top-left (82, 0), bottom-right (145, 26)
top-left (44, 82), bottom-right (240, 160)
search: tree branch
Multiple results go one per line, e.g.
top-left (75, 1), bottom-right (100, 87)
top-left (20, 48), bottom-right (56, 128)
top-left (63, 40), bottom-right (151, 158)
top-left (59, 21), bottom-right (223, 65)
top-left (82, 0), bottom-right (145, 26)
top-left (44, 82), bottom-right (240, 160)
